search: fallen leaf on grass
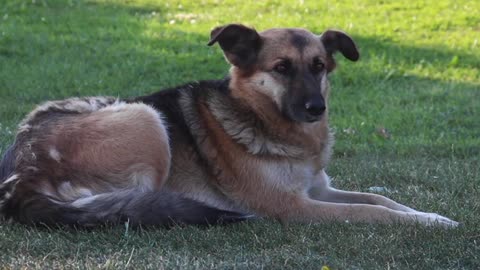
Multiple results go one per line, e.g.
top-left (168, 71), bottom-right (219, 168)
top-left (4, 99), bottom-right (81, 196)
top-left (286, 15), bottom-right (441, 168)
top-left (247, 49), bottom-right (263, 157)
top-left (376, 127), bottom-right (391, 139)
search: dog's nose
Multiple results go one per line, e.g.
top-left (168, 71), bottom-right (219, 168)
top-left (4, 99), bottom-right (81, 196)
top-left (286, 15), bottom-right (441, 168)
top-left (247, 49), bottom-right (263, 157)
top-left (305, 101), bottom-right (326, 116)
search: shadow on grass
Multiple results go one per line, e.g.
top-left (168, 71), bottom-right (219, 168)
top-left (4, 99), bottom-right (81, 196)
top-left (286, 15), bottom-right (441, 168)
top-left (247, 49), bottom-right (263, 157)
top-left (0, 0), bottom-right (478, 157)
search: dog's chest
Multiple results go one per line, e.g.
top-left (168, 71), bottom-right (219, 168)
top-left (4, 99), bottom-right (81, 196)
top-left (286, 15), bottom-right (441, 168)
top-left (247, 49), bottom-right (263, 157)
top-left (258, 158), bottom-right (324, 192)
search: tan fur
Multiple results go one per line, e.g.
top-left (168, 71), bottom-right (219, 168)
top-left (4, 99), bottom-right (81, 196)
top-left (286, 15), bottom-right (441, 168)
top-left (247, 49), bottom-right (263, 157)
top-left (54, 103), bottom-right (170, 195)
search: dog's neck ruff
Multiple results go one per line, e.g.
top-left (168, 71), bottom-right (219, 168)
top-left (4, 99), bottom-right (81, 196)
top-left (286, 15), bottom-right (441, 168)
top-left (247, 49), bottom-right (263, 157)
top-left (206, 85), bottom-right (332, 162)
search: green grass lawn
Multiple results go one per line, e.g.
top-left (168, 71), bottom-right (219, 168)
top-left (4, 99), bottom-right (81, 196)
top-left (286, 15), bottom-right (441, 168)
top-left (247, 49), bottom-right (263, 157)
top-left (1, 0), bottom-right (479, 268)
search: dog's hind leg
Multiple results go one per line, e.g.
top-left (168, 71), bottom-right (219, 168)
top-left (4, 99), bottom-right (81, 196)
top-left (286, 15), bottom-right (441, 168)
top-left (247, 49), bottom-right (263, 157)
top-left (2, 100), bottom-right (171, 211)
top-left (49, 102), bottom-right (172, 193)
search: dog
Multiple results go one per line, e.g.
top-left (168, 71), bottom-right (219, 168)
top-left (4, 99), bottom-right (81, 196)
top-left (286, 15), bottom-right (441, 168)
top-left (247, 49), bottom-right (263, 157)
top-left (0, 24), bottom-right (458, 228)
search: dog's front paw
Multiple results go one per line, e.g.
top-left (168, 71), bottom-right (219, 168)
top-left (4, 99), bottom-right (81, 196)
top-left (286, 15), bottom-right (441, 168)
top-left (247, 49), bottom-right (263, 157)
top-left (411, 212), bottom-right (459, 228)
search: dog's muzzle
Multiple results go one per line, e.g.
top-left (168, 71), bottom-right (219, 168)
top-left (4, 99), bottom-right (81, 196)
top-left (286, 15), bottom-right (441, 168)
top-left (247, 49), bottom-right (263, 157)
top-left (282, 93), bottom-right (326, 123)
top-left (305, 100), bottom-right (326, 118)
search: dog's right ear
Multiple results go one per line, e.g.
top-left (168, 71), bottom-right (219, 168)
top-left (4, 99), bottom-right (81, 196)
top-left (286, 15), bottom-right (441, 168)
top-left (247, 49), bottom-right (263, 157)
top-left (207, 24), bottom-right (262, 69)
top-left (320, 30), bottom-right (359, 62)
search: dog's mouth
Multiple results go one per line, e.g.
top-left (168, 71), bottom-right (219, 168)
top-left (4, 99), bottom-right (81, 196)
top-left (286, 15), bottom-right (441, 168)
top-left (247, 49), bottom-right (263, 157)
top-left (299, 111), bottom-right (323, 123)
top-left (283, 104), bottom-right (324, 123)
top-left (304, 114), bottom-right (323, 123)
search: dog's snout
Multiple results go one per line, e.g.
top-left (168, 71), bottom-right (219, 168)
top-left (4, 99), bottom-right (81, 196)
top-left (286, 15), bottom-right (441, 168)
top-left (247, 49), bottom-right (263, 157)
top-left (305, 100), bottom-right (326, 116)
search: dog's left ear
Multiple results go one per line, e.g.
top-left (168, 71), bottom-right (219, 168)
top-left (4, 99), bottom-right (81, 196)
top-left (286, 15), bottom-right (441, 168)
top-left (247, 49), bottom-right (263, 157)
top-left (320, 30), bottom-right (359, 62)
top-left (207, 24), bottom-right (262, 69)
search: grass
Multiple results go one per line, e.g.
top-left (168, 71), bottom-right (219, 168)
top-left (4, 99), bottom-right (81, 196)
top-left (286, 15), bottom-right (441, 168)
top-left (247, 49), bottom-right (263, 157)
top-left (0, 0), bottom-right (479, 268)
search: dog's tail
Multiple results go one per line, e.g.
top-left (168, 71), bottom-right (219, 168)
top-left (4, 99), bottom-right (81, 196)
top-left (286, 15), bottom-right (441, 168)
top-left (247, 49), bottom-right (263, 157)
top-left (62, 189), bottom-right (250, 227)
top-left (1, 177), bottom-right (250, 228)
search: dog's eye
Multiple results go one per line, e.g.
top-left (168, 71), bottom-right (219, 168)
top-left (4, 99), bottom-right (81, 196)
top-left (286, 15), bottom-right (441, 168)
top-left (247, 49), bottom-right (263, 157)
top-left (312, 58), bottom-right (325, 74)
top-left (273, 61), bottom-right (291, 75)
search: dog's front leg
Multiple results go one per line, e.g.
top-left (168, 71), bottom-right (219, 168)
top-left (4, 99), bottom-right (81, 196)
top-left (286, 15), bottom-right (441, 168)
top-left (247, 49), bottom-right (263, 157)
top-left (308, 170), bottom-right (417, 212)
top-left (303, 170), bottom-right (458, 227)
top-left (315, 188), bottom-right (417, 212)
top-left (273, 193), bottom-right (457, 228)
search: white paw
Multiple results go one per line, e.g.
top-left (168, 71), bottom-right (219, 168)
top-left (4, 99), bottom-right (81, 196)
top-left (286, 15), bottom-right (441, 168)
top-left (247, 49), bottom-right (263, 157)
top-left (411, 212), bottom-right (459, 228)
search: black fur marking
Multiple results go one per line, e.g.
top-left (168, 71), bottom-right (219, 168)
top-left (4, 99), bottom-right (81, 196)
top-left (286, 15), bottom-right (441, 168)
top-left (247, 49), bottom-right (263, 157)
top-left (0, 144), bottom-right (15, 182)
top-left (281, 63), bottom-right (325, 123)
top-left (289, 31), bottom-right (309, 51)
top-left (130, 78), bottom-right (231, 150)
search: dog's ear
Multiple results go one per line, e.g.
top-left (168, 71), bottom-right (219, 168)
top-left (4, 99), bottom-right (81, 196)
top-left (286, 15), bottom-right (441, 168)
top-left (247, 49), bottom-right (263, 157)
top-left (320, 30), bottom-right (359, 62)
top-left (208, 24), bottom-right (262, 69)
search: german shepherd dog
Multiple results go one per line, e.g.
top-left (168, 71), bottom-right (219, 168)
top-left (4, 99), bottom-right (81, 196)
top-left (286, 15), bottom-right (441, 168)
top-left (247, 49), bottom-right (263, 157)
top-left (0, 24), bottom-right (458, 228)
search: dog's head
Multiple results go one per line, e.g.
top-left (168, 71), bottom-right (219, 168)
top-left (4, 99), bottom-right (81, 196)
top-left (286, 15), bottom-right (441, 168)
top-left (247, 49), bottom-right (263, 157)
top-left (208, 24), bottom-right (359, 123)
